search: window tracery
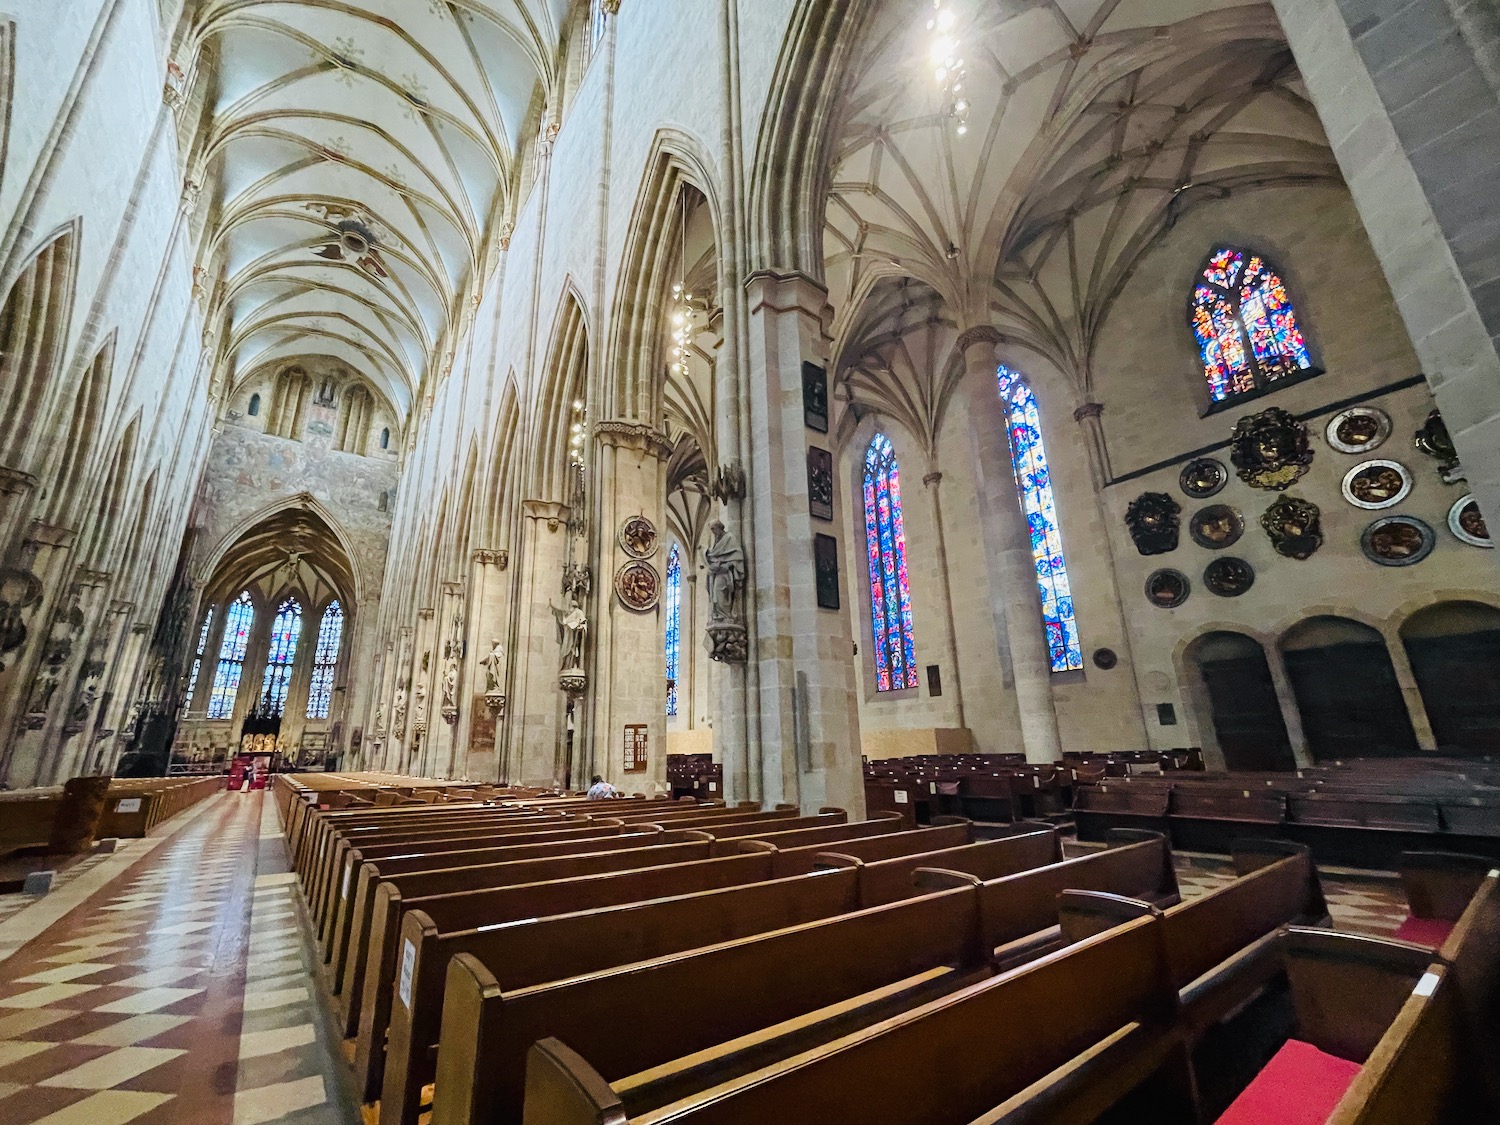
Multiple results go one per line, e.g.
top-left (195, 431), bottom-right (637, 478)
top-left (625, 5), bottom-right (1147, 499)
top-left (208, 592), bottom-right (255, 719)
top-left (185, 608), bottom-right (214, 709)
top-left (997, 368), bottom-right (1083, 672)
top-left (258, 597), bottom-right (303, 717)
top-left (863, 433), bottom-right (919, 691)
top-left (664, 546), bottom-right (681, 717)
top-left (306, 601), bottom-right (343, 720)
top-left (1191, 247), bottom-right (1314, 404)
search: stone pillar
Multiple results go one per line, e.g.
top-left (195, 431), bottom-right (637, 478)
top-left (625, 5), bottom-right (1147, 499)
top-left (921, 471), bottom-right (965, 730)
top-left (434, 581), bottom-right (467, 778)
top-left (0, 468), bottom-right (37, 561)
top-left (958, 328), bottom-right (1062, 764)
top-left (590, 423), bottom-right (670, 794)
top-left (0, 524), bottom-right (77, 784)
top-left (387, 628), bottom-right (413, 768)
top-left (742, 271), bottom-right (863, 814)
top-left (42, 569), bottom-right (115, 785)
top-left (510, 500), bottom-right (571, 786)
top-left (1271, 0), bottom-right (1500, 542)
top-left (86, 599), bottom-right (136, 773)
top-left (411, 608), bottom-right (437, 776)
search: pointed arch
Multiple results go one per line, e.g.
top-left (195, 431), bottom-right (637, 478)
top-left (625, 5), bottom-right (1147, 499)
top-left (185, 604), bottom-right (215, 710)
top-left (1191, 246), bottom-right (1317, 404)
top-left (83, 415), bottom-right (138, 569)
top-left (448, 438), bottom-right (480, 579)
top-left (531, 288), bottom-right (590, 501)
top-left (665, 544), bottom-right (682, 717)
top-left (0, 222), bottom-right (79, 469)
top-left (862, 433), bottom-right (919, 692)
top-left (208, 591), bottom-right (256, 719)
top-left (485, 378), bottom-right (521, 546)
top-left (996, 367), bottom-right (1083, 672)
top-left (44, 331), bottom-right (113, 526)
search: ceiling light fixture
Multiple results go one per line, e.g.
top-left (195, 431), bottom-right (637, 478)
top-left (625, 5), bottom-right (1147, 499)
top-left (928, 1), bottom-right (969, 135)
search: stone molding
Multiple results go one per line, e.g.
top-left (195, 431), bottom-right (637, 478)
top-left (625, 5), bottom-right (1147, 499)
top-left (417, 607), bottom-right (435, 620)
top-left (25, 522), bottom-right (76, 549)
top-left (594, 420), bottom-right (673, 459)
top-left (522, 499), bottom-right (570, 529)
top-left (0, 467), bottom-right (37, 495)
top-left (472, 549), bottom-right (509, 569)
top-left (74, 568), bottom-right (112, 587)
top-left (1073, 401), bottom-right (1104, 422)
top-left (922, 471), bottom-right (943, 487)
top-left (955, 325), bottom-right (1003, 352)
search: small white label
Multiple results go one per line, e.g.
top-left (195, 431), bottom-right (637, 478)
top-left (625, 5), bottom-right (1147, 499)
top-left (398, 939), bottom-right (416, 1008)
top-left (930, 783), bottom-right (937, 793)
top-left (1413, 971), bottom-right (1440, 998)
top-left (115, 798), bottom-right (142, 813)
top-left (1033, 776), bottom-right (1040, 789)
top-left (708, 782), bottom-right (717, 792)
top-left (341, 865), bottom-right (353, 901)
top-left (894, 790), bottom-right (909, 805)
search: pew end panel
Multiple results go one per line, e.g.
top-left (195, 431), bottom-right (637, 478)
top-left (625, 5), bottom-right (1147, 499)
top-left (525, 1037), bottom-right (628, 1125)
top-left (430, 953), bottom-right (507, 1125)
top-left (1397, 850), bottom-right (1494, 921)
top-left (1230, 839), bottom-right (1329, 926)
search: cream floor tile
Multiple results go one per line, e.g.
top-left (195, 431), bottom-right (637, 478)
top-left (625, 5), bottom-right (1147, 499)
top-left (55, 933), bottom-right (135, 947)
top-left (15, 963), bottom-right (114, 985)
top-left (245, 958), bottom-right (303, 981)
top-left (28, 1089), bottom-right (174, 1125)
top-left (91, 987), bottom-right (203, 1015)
top-left (39, 1045), bottom-right (186, 1089)
top-left (109, 967), bottom-right (202, 989)
top-left (39, 946), bottom-right (129, 965)
top-left (240, 987), bottom-right (308, 1013)
top-left (0, 1079), bottom-right (20, 1100)
top-left (233, 1075), bottom-right (328, 1125)
top-left (245, 973), bottom-right (307, 994)
top-left (0, 1039), bottom-right (53, 1067)
top-left (73, 1014), bottom-right (192, 1047)
top-left (238, 1022), bottom-right (316, 1060)
top-left (150, 921), bottom-right (217, 937)
top-left (0, 983), bottom-right (99, 1009)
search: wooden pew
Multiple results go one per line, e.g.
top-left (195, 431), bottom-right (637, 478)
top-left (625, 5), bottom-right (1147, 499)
top-left (521, 914), bottom-right (1188, 1125)
top-left (376, 826), bottom-right (1049, 1125)
top-left (425, 831), bottom-right (1178, 1125)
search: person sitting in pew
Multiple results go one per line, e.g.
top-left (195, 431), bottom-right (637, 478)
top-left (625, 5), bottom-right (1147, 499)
top-left (587, 775), bottom-right (621, 800)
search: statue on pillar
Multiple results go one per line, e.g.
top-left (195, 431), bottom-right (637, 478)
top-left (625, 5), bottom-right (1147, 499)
top-left (552, 600), bottom-right (588, 672)
top-left (392, 684), bottom-right (407, 731)
top-left (441, 653), bottom-right (460, 724)
top-left (412, 681), bottom-right (428, 729)
top-left (704, 519), bottom-right (748, 663)
top-left (482, 638), bottom-right (507, 718)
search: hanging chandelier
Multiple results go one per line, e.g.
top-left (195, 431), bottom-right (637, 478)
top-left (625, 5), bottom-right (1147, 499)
top-left (928, 1), bottom-right (969, 135)
top-left (669, 281), bottom-right (695, 379)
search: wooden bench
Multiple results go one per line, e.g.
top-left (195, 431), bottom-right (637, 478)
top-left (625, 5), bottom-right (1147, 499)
top-left (522, 913), bottom-right (1189, 1125)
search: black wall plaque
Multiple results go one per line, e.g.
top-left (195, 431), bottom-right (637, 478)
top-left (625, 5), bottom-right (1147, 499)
top-left (802, 361), bottom-right (829, 433)
top-left (813, 533), bottom-right (840, 609)
top-left (926, 665), bottom-right (943, 697)
top-left (807, 446), bottom-right (833, 521)
top-left (1157, 703), bottom-right (1177, 726)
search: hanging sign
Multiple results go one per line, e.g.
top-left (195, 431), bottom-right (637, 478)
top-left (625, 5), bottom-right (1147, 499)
top-left (623, 724), bottom-right (648, 773)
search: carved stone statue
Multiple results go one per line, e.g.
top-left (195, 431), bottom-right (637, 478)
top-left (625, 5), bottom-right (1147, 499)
top-left (551, 600), bottom-right (588, 670)
top-left (392, 684), bottom-right (407, 729)
top-left (412, 682), bottom-right (428, 726)
top-left (703, 520), bottom-right (745, 622)
top-left (482, 640), bottom-right (506, 692)
top-left (374, 704), bottom-right (386, 733)
top-left (441, 656), bottom-right (459, 710)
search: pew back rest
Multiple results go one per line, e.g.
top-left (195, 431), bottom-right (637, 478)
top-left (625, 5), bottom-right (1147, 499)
top-left (1440, 870), bottom-right (1500, 1110)
top-left (1398, 850), bottom-right (1494, 920)
top-left (546, 915), bottom-right (1174, 1125)
top-left (823, 829), bottom-right (1061, 907)
top-left (771, 820), bottom-right (972, 878)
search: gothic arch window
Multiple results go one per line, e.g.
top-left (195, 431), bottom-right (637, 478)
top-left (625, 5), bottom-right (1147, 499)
top-left (380, 427), bottom-right (390, 450)
top-left (863, 433), bottom-right (919, 691)
top-left (258, 597), bottom-right (303, 717)
top-left (208, 592), bottom-right (255, 719)
top-left (306, 600), bottom-right (344, 720)
top-left (1191, 247), bottom-right (1316, 404)
top-left (997, 368), bottom-right (1083, 672)
top-left (247, 393), bottom-right (260, 417)
top-left (665, 546), bottom-right (681, 717)
top-left (185, 607), bottom-right (214, 708)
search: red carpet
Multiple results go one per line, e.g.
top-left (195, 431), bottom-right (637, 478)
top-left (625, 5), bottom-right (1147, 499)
top-left (1215, 1039), bottom-right (1362, 1125)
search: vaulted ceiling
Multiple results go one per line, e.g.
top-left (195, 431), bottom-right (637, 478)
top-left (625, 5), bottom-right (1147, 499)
top-left (182, 0), bottom-right (570, 426)
top-left (825, 0), bottom-right (1339, 398)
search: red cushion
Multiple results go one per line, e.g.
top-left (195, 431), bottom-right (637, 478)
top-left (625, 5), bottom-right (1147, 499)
top-left (1215, 1039), bottom-right (1362, 1125)
top-left (1393, 914), bottom-right (1454, 948)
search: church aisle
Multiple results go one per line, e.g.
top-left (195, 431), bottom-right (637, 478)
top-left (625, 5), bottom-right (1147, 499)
top-left (0, 792), bottom-right (356, 1125)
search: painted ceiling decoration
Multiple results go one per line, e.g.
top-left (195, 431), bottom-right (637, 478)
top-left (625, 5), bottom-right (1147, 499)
top-left (175, 0), bottom-right (572, 427)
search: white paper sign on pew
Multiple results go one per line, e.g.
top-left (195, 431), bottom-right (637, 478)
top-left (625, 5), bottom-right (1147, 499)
top-left (398, 938), bottom-right (416, 1009)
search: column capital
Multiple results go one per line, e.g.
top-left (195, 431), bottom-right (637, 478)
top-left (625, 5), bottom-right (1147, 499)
top-left (472, 548), bottom-right (509, 569)
top-left (1073, 401), bottom-right (1104, 422)
top-left (594, 420), bottom-right (673, 459)
top-left (743, 269), bottom-right (831, 319)
top-left (25, 522), bottom-right (75, 549)
top-left (417, 607), bottom-right (435, 620)
top-left (955, 325), bottom-right (1003, 354)
top-left (0, 467), bottom-right (36, 496)
top-left (521, 499), bottom-right (570, 528)
top-left (440, 581), bottom-right (463, 598)
top-left (74, 568), bottom-right (112, 587)
top-left (108, 599), bottom-right (135, 616)
top-left (922, 471), bottom-right (944, 487)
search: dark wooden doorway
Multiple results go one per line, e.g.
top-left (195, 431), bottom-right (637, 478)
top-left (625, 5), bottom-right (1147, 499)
top-left (1191, 631), bottom-right (1295, 771)
top-left (1280, 616), bottom-right (1418, 760)
top-left (1402, 601), bottom-right (1500, 756)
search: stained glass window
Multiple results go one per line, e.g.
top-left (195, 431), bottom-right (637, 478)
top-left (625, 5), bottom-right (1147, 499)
top-left (997, 369), bottom-right (1084, 672)
top-left (863, 433), bottom-right (919, 691)
top-left (1191, 247), bottom-right (1314, 403)
top-left (258, 597), bottom-right (303, 717)
top-left (208, 592), bottom-right (254, 719)
top-left (306, 601), bottom-right (344, 720)
top-left (664, 547), bottom-right (681, 717)
top-left (589, 0), bottom-right (609, 49)
top-left (185, 607), bottom-right (214, 709)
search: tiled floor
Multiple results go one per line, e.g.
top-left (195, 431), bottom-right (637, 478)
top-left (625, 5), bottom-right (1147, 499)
top-left (0, 792), bottom-right (356, 1125)
top-left (1173, 853), bottom-right (1410, 935)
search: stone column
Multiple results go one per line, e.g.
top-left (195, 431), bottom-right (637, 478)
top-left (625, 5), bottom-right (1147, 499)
top-left (510, 500), bottom-right (571, 786)
top-left (958, 328), bottom-right (1062, 764)
top-left (590, 423), bottom-right (670, 794)
top-left (921, 470), bottom-right (965, 730)
top-left (410, 608), bottom-right (437, 776)
top-left (742, 271), bottom-right (863, 814)
top-left (387, 627), bottom-right (413, 769)
top-left (0, 468), bottom-right (37, 561)
top-left (434, 581), bottom-right (467, 778)
top-left (42, 569), bottom-right (115, 784)
top-left (0, 524), bottom-right (77, 784)
top-left (86, 599), bottom-right (136, 773)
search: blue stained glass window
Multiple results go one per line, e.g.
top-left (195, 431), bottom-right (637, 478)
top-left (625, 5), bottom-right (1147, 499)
top-left (306, 601), bottom-right (344, 720)
top-left (185, 607), bottom-right (214, 709)
top-left (208, 592), bottom-right (254, 719)
top-left (1191, 247), bottom-right (1313, 403)
top-left (664, 546), bottom-right (681, 717)
top-left (258, 597), bottom-right (303, 717)
top-left (863, 433), bottom-right (919, 691)
top-left (996, 369), bottom-right (1084, 672)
